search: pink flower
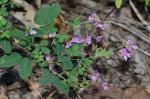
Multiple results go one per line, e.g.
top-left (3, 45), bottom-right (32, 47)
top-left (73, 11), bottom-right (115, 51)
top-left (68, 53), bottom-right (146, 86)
top-left (96, 36), bottom-right (104, 42)
top-left (126, 37), bottom-right (137, 51)
top-left (88, 13), bottom-right (99, 22)
top-left (45, 55), bottom-right (51, 62)
top-left (100, 81), bottom-right (109, 90)
top-left (85, 35), bottom-right (92, 45)
top-left (65, 41), bottom-right (72, 48)
top-left (71, 36), bottom-right (85, 44)
top-left (94, 22), bottom-right (105, 30)
top-left (119, 48), bottom-right (131, 61)
top-left (89, 71), bottom-right (100, 83)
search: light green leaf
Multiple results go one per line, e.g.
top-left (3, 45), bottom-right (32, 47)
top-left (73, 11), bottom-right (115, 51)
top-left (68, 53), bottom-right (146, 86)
top-left (0, 53), bottom-right (22, 68)
top-left (115, 0), bottom-right (122, 9)
top-left (0, 40), bottom-right (12, 54)
top-left (34, 3), bottom-right (61, 25)
top-left (94, 48), bottom-right (111, 58)
top-left (19, 58), bottom-right (32, 80)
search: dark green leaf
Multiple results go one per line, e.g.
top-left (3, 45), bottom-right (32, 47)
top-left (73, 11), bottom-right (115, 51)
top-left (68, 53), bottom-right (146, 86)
top-left (54, 39), bottom-right (63, 55)
top-left (0, 53), bottom-right (22, 68)
top-left (34, 3), bottom-right (61, 25)
top-left (19, 58), bottom-right (32, 80)
top-left (0, 40), bottom-right (12, 54)
top-left (67, 44), bottom-right (83, 56)
top-left (11, 28), bottom-right (26, 39)
top-left (39, 40), bottom-right (49, 46)
top-left (40, 47), bottom-right (50, 54)
top-left (56, 34), bottom-right (69, 43)
top-left (58, 56), bottom-right (73, 70)
top-left (0, 7), bottom-right (8, 16)
top-left (39, 69), bottom-right (69, 94)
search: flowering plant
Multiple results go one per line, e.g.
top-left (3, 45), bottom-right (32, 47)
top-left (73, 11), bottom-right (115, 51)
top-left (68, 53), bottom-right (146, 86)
top-left (0, 1), bottom-right (137, 95)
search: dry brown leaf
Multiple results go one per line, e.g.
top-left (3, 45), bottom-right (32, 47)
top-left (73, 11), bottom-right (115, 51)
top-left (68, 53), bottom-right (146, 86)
top-left (100, 87), bottom-right (124, 99)
top-left (124, 86), bottom-right (150, 99)
top-left (0, 86), bottom-right (8, 99)
top-left (55, 15), bottom-right (70, 34)
top-left (10, 0), bottom-right (38, 27)
top-left (35, 0), bottom-right (41, 8)
top-left (27, 80), bottom-right (40, 91)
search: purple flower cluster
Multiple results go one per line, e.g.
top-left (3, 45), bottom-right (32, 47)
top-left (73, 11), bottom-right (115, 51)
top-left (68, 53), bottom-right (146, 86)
top-left (88, 13), bottom-right (104, 30)
top-left (89, 71), bottom-right (100, 83)
top-left (96, 36), bottom-right (104, 42)
top-left (119, 37), bottom-right (137, 61)
top-left (89, 71), bottom-right (110, 90)
top-left (65, 35), bottom-right (92, 48)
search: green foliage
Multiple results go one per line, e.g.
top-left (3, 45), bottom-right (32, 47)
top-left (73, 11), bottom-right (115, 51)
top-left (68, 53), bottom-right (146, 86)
top-left (0, 0), bottom-right (8, 4)
top-left (40, 47), bottom-right (51, 54)
top-left (37, 22), bottom-right (57, 36)
top-left (0, 7), bottom-right (8, 16)
top-left (39, 40), bottom-right (49, 46)
top-left (55, 34), bottom-right (69, 43)
top-left (0, 1), bottom-right (120, 96)
top-left (54, 39), bottom-right (63, 55)
top-left (0, 53), bottom-right (22, 68)
top-left (66, 44), bottom-right (83, 56)
top-left (94, 48), bottom-right (111, 58)
top-left (11, 28), bottom-right (26, 39)
top-left (0, 40), bottom-right (12, 54)
top-left (70, 17), bottom-right (80, 29)
top-left (115, 0), bottom-right (122, 9)
top-left (58, 55), bottom-right (73, 70)
top-left (34, 3), bottom-right (61, 25)
top-left (39, 69), bottom-right (69, 94)
top-left (145, 0), bottom-right (150, 6)
top-left (19, 58), bottom-right (33, 80)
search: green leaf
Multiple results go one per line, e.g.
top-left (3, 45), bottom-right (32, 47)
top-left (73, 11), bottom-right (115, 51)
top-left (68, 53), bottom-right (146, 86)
top-left (11, 28), bottom-right (26, 39)
top-left (37, 22), bottom-right (57, 37)
top-left (54, 39), bottom-right (63, 55)
top-left (19, 58), bottom-right (32, 80)
top-left (115, 0), bottom-right (122, 9)
top-left (94, 48), bottom-right (111, 59)
top-left (0, 53), bottom-right (22, 68)
top-left (39, 40), bottom-right (49, 46)
top-left (0, 40), bottom-right (12, 54)
top-left (56, 34), bottom-right (69, 43)
top-left (58, 56), bottom-right (73, 70)
top-left (39, 69), bottom-right (69, 94)
top-left (0, 7), bottom-right (8, 16)
top-left (67, 44), bottom-right (83, 56)
top-left (34, 3), bottom-right (61, 25)
top-left (40, 47), bottom-right (51, 54)
top-left (145, 0), bottom-right (150, 6)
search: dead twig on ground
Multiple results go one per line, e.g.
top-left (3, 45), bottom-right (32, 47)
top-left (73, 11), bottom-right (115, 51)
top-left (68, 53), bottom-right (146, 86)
top-left (129, 0), bottom-right (150, 34)
top-left (108, 20), bottom-right (150, 45)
